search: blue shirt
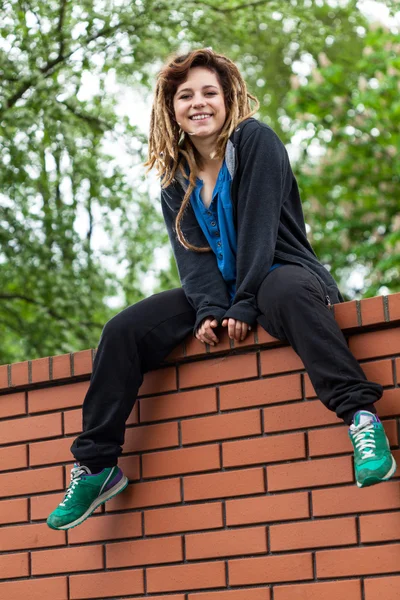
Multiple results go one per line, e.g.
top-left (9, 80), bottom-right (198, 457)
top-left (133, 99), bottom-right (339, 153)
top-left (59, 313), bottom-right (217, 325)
top-left (190, 159), bottom-right (282, 303)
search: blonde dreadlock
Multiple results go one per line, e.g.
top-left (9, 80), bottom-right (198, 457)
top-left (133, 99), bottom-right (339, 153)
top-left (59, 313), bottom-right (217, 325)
top-left (144, 48), bottom-right (260, 252)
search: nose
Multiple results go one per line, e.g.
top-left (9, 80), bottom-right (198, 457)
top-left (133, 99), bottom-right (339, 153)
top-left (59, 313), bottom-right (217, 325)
top-left (192, 94), bottom-right (206, 108)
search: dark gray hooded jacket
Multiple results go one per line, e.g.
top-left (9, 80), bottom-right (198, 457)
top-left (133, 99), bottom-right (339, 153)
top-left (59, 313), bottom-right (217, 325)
top-left (161, 117), bottom-right (344, 333)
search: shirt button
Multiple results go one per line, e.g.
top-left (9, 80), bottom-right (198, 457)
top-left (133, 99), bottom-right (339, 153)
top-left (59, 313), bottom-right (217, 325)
top-left (207, 211), bottom-right (212, 215)
top-left (217, 241), bottom-right (222, 247)
top-left (211, 221), bottom-right (216, 227)
top-left (218, 253), bottom-right (223, 259)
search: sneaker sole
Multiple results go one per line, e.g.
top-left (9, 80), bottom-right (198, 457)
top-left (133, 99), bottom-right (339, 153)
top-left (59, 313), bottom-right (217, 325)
top-left (47, 475), bottom-right (129, 530)
top-left (357, 455), bottom-right (398, 488)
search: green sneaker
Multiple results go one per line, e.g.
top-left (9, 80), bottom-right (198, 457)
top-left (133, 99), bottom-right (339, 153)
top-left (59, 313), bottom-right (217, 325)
top-left (47, 463), bottom-right (128, 530)
top-left (349, 410), bottom-right (397, 488)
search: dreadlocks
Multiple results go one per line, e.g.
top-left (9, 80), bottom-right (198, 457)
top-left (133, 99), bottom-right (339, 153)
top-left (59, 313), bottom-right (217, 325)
top-left (144, 48), bottom-right (260, 252)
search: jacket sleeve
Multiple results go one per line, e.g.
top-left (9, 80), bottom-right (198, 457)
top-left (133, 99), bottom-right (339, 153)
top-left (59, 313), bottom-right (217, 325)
top-left (161, 187), bottom-right (232, 334)
top-left (223, 124), bottom-right (292, 325)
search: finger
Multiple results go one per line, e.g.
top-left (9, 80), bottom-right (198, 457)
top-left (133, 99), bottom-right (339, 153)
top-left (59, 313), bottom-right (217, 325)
top-left (241, 323), bottom-right (249, 341)
top-left (228, 318), bottom-right (236, 339)
top-left (210, 319), bottom-right (218, 328)
top-left (204, 325), bottom-right (219, 344)
top-left (221, 319), bottom-right (227, 327)
top-left (235, 320), bottom-right (242, 342)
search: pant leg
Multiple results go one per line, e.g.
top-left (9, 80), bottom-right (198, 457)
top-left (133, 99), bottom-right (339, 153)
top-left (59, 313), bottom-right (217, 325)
top-left (256, 265), bottom-right (383, 425)
top-left (70, 288), bottom-right (195, 467)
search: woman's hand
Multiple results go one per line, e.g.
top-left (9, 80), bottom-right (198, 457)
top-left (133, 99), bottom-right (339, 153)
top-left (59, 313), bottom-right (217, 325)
top-left (221, 318), bottom-right (251, 342)
top-left (195, 317), bottom-right (219, 346)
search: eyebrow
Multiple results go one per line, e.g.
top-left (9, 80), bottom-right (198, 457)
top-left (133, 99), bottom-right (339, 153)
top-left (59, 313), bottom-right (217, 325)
top-left (177, 85), bottom-right (219, 94)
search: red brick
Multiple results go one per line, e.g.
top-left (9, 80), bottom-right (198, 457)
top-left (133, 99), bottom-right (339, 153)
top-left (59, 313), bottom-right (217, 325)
top-left (107, 478), bottom-right (181, 511)
top-left (263, 400), bottom-right (340, 433)
top-left (164, 342), bottom-right (185, 361)
top-left (142, 444), bottom-right (220, 478)
top-left (145, 502), bottom-right (223, 535)
top-left (397, 357), bottom-right (400, 382)
top-left (147, 561), bottom-right (225, 593)
top-left (226, 491), bottom-right (309, 526)
top-left (360, 295), bottom-right (385, 326)
top-left (360, 512), bottom-right (400, 543)
top-left (179, 354), bottom-right (258, 389)
top-left (0, 498), bottom-right (28, 525)
top-left (185, 334), bottom-right (208, 357)
top-left (184, 467), bottom-right (265, 501)
top-left (260, 346), bottom-right (304, 375)
top-left (220, 374), bottom-right (302, 411)
top-left (140, 388), bottom-right (217, 423)
top-left (361, 358), bottom-right (394, 386)
top-left (268, 455), bottom-right (354, 491)
top-left (116, 455), bottom-right (140, 480)
top-left (10, 361), bottom-right (29, 386)
top-left (107, 536), bottom-right (183, 568)
top-left (124, 421), bottom-right (179, 452)
top-left (333, 300), bottom-right (358, 329)
top-left (270, 516), bottom-right (357, 551)
top-left (0, 364), bottom-right (9, 389)
top-left (0, 522), bottom-right (64, 551)
top-left (275, 580), bottom-right (362, 600)
top-left (309, 420), bottom-right (398, 457)
top-left (31, 357), bottom-right (50, 384)
top-left (63, 408), bottom-right (82, 434)
top-left (0, 444), bottom-right (27, 471)
top-left (0, 412), bottom-right (62, 444)
top-left (229, 553), bottom-right (313, 585)
top-left (73, 349), bottom-right (92, 375)
top-left (0, 577), bottom-right (68, 600)
top-left (0, 552), bottom-right (29, 579)
top-left (388, 293), bottom-right (400, 321)
top-left (0, 465), bottom-right (64, 497)
top-left (68, 512), bottom-right (142, 544)
top-left (365, 575), bottom-right (400, 600)
top-left (139, 367), bottom-right (177, 396)
top-left (52, 354), bottom-right (72, 380)
top-left (182, 409), bottom-right (261, 444)
top-left (304, 374), bottom-right (317, 398)
top-left (30, 492), bottom-right (67, 520)
top-left (223, 432), bottom-right (306, 468)
top-left (30, 436), bottom-right (74, 466)
top-left (317, 543), bottom-right (400, 577)
top-left (69, 569), bottom-right (144, 599)
top-left (28, 381), bottom-right (88, 413)
top-left (32, 545), bottom-right (103, 575)
top-left (189, 590), bottom-right (270, 600)
top-left (313, 480), bottom-right (400, 516)
top-left (186, 526), bottom-right (267, 560)
top-left (257, 326), bottom-right (280, 345)
top-left (127, 402), bottom-right (139, 425)
top-left (135, 597), bottom-right (184, 600)
top-left (349, 328), bottom-right (400, 360)
top-left (375, 388), bottom-right (400, 417)
top-left (0, 391), bottom-right (25, 418)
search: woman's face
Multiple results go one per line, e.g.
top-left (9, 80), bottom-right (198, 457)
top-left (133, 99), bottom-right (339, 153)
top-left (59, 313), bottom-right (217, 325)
top-left (173, 67), bottom-right (227, 139)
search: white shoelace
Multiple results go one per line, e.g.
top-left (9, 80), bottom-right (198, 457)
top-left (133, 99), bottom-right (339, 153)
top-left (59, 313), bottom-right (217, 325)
top-left (351, 423), bottom-right (376, 460)
top-left (59, 465), bottom-right (90, 507)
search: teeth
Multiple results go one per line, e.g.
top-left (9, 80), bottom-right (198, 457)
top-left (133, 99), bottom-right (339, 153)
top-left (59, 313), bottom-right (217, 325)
top-left (191, 114), bottom-right (211, 120)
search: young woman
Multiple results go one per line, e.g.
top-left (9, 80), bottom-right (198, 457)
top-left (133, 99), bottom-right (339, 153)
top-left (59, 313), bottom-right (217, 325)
top-left (47, 48), bottom-right (396, 531)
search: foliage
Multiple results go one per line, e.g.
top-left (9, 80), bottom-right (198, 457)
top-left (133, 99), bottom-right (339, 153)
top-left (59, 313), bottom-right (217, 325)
top-left (0, 0), bottom-right (398, 363)
top-left (285, 24), bottom-right (400, 297)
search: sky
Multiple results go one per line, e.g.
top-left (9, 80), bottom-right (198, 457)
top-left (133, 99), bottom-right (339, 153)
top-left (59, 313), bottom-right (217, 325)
top-left (74, 1), bottom-right (398, 306)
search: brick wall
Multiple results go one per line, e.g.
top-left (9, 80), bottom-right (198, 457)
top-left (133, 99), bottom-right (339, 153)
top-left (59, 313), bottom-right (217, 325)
top-left (1, 293), bottom-right (400, 600)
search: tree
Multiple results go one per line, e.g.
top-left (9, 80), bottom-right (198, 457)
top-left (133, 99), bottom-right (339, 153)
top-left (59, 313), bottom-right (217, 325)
top-left (1, 0), bottom-right (397, 363)
top-left (284, 23), bottom-right (400, 297)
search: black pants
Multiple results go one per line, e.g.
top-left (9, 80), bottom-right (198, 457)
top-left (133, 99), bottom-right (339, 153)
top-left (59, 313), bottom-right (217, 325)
top-left (71, 265), bottom-right (382, 469)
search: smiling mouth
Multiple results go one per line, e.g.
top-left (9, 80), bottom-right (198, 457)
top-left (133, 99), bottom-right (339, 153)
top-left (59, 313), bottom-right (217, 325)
top-left (190, 114), bottom-right (213, 121)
